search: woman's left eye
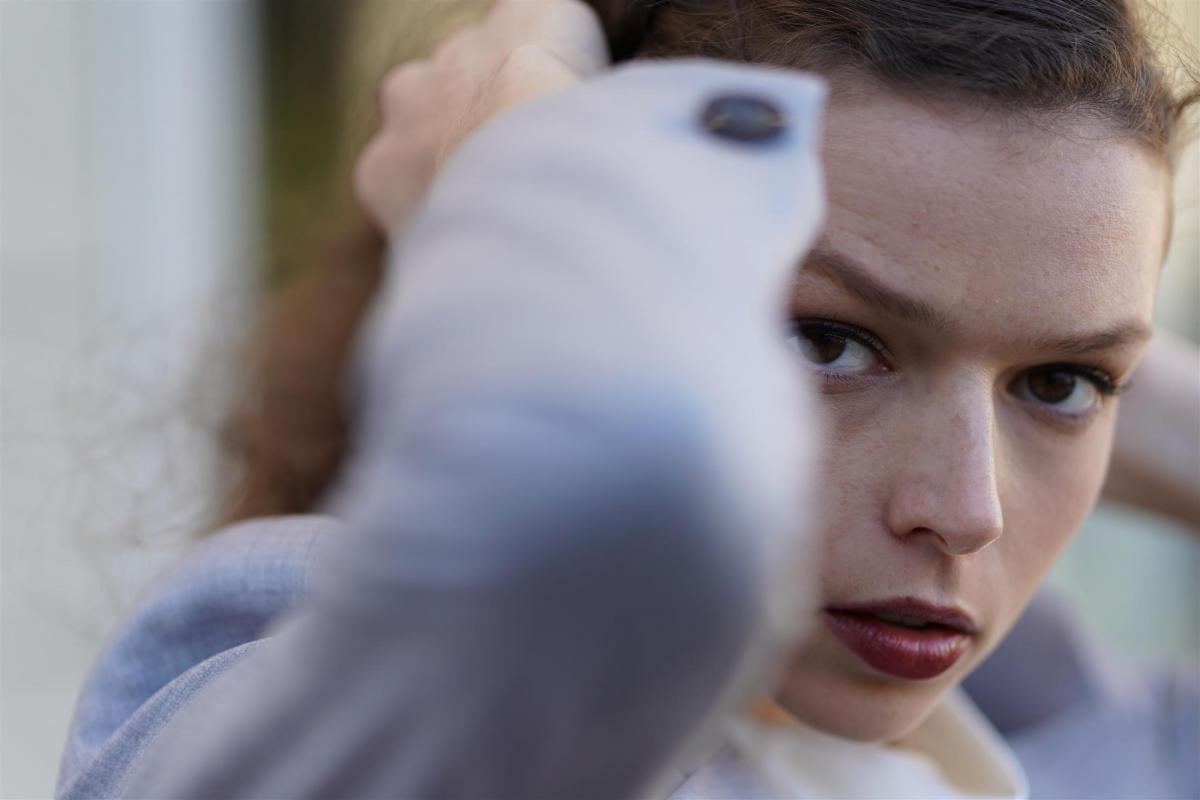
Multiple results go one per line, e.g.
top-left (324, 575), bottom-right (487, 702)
top-left (1010, 365), bottom-right (1114, 417)
top-left (787, 321), bottom-right (889, 378)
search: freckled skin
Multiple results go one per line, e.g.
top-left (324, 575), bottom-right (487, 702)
top-left (777, 83), bottom-right (1169, 741)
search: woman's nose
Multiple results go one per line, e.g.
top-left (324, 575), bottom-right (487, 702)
top-left (884, 381), bottom-right (1005, 557)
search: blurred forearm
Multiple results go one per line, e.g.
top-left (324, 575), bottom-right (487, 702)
top-left (118, 61), bottom-right (826, 799)
top-left (1103, 330), bottom-right (1200, 529)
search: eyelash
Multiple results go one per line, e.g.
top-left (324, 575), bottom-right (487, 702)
top-left (789, 319), bottom-right (894, 372)
top-left (788, 318), bottom-right (1125, 404)
top-left (1037, 363), bottom-right (1124, 398)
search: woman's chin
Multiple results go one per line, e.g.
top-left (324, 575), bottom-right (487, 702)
top-left (773, 646), bottom-right (959, 743)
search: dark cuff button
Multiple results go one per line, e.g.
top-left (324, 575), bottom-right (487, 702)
top-left (700, 95), bottom-right (787, 143)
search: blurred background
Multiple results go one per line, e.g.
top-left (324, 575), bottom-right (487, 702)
top-left (2, 1), bottom-right (1197, 796)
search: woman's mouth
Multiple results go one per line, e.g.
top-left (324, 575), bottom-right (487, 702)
top-left (823, 598), bottom-right (976, 680)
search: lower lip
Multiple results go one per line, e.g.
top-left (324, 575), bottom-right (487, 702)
top-left (824, 610), bottom-right (970, 680)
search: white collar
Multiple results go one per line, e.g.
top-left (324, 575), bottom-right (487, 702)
top-left (665, 689), bottom-right (1028, 799)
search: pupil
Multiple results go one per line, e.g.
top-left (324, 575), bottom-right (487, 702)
top-left (1029, 370), bottom-right (1076, 403)
top-left (801, 332), bottom-right (847, 365)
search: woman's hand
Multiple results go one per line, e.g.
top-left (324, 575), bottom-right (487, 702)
top-left (1103, 330), bottom-right (1200, 529)
top-left (354, 0), bottom-right (609, 237)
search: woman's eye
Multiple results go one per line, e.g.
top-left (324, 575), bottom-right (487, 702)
top-left (788, 322), bottom-right (887, 377)
top-left (1012, 366), bottom-right (1105, 417)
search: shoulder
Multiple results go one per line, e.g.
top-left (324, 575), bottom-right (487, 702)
top-left (966, 588), bottom-right (1199, 799)
top-left (1004, 659), bottom-right (1199, 800)
top-left (58, 514), bottom-right (343, 798)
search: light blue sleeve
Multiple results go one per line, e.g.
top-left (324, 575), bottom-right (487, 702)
top-left (63, 58), bottom-right (828, 799)
top-left (964, 588), bottom-right (1200, 799)
top-left (57, 516), bottom-right (335, 799)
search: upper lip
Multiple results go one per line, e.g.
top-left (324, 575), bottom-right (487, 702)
top-left (826, 597), bottom-right (978, 635)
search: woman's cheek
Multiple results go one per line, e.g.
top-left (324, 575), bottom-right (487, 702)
top-left (996, 406), bottom-right (1119, 588)
top-left (807, 389), bottom-right (901, 568)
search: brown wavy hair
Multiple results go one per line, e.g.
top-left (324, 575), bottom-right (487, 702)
top-left (210, 0), bottom-right (1198, 531)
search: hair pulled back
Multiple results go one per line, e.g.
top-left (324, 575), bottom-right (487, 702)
top-left (212, 0), bottom-right (1197, 530)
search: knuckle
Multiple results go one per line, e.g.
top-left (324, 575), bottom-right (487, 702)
top-left (378, 61), bottom-right (427, 112)
top-left (352, 138), bottom-right (388, 203)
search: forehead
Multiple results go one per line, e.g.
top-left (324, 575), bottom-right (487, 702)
top-left (818, 86), bottom-right (1168, 336)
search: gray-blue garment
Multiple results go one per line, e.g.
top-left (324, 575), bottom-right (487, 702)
top-left (58, 516), bottom-right (1198, 799)
top-left (62, 59), bottom-right (829, 800)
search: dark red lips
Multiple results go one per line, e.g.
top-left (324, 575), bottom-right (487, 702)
top-left (824, 598), bottom-right (977, 680)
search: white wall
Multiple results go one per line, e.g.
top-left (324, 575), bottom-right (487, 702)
top-left (1, 2), bottom-right (260, 796)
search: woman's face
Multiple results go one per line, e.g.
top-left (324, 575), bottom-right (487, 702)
top-left (777, 84), bottom-right (1168, 741)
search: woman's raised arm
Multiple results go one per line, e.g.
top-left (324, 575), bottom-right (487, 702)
top-left (1103, 329), bottom-right (1200, 529)
top-left (94, 52), bottom-right (829, 799)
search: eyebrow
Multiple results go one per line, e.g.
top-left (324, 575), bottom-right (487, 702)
top-left (800, 242), bottom-right (956, 332)
top-left (1028, 321), bottom-right (1152, 357)
top-left (798, 239), bottom-right (1152, 355)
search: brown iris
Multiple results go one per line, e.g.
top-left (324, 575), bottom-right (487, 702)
top-left (800, 330), bottom-right (848, 365)
top-left (1026, 368), bottom-right (1077, 404)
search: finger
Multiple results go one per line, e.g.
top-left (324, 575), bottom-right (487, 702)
top-left (431, 44), bottom-right (576, 169)
top-left (488, 44), bottom-right (584, 111)
top-left (352, 134), bottom-right (396, 230)
top-left (534, 1), bottom-right (609, 77)
top-left (377, 61), bottom-right (437, 128)
top-left (354, 133), bottom-right (437, 234)
top-left (430, 22), bottom-right (514, 103)
top-left (487, 0), bottom-right (609, 76)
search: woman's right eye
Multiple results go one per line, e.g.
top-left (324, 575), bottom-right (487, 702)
top-left (787, 321), bottom-right (891, 379)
